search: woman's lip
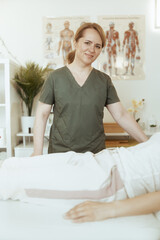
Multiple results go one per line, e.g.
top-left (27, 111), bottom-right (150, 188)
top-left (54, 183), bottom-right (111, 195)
top-left (85, 53), bottom-right (94, 58)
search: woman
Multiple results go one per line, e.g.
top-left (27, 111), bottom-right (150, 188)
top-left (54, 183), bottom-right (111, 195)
top-left (32, 22), bottom-right (147, 156)
top-left (0, 133), bottom-right (160, 222)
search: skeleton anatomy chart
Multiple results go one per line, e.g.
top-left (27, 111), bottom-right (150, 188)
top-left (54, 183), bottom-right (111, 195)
top-left (43, 16), bottom-right (90, 69)
top-left (98, 15), bottom-right (145, 80)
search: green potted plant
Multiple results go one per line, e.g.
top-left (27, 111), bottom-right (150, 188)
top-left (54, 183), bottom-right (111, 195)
top-left (13, 62), bottom-right (52, 133)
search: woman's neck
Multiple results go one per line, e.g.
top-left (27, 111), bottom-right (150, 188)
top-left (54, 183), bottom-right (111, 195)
top-left (67, 61), bottom-right (93, 74)
top-left (67, 61), bottom-right (93, 87)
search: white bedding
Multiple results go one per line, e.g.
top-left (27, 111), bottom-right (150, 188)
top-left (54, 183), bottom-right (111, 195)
top-left (0, 133), bottom-right (160, 206)
top-left (0, 199), bottom-right (160, 240)
top-left (0, 149), bottom-right (126, 202)
top-left (0, 133), bottom-right (160, 239)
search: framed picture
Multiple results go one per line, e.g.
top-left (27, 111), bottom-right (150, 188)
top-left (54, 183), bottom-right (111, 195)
top-left (98, 15), bottom-right (145, 80)
top-left (43, 16), bottom-right (90, 69)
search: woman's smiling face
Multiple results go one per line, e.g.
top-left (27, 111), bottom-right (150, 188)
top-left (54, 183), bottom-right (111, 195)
top-left (74, 28), bottom-right (103, 66)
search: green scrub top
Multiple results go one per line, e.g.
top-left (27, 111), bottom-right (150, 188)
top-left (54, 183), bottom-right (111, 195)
top-left (39, 66), bottom-right (120, 153)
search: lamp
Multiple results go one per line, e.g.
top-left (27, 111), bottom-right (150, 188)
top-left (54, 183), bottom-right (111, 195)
top-left (155, 0), bottom-right (160, 28)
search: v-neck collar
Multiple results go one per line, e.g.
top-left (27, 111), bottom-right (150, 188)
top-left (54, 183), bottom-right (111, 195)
top-left (65, 66), bottom-right (94, 88)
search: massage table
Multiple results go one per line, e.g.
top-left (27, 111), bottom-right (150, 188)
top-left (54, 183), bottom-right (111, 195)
top-left (0, 198), bottom-right (160, 240)
top-left (1, 133), bottom-right (160, 240)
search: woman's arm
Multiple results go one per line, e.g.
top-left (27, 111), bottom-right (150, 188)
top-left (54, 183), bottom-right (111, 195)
top-left (106, 102), bottom-right (148, 142)
top-left (31, 101), bottom-right (52, 156)
top-left (64, 191), bottom-right (160, 223)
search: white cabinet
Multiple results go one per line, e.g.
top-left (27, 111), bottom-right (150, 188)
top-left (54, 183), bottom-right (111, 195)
top-left (0, 58), bottom-right (21, 158)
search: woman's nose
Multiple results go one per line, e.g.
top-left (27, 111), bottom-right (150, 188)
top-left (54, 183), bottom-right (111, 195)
top-left (89, 44), bottom-right (95, 52)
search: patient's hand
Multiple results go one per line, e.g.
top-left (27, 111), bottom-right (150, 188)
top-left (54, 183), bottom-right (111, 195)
top-left (64, 201), bottom-right (115, 223)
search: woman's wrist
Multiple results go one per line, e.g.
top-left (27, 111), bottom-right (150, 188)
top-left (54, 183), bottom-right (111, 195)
top-left (109, 200), bottom-right (126, 218)
top-left (103, 202), bottom-right (117, 219)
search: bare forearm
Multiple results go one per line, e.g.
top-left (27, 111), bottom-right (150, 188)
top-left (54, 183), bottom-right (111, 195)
top-left (118, 111), bottom-right (148, 142)
top-left (107, 102), bottom-right (148, 143)
top-left (33, 116), bottom-right (47, 155)
top-left (113, 192), bottom-right (160, 218)
top-left (32, 102), bottom-right (52, 156)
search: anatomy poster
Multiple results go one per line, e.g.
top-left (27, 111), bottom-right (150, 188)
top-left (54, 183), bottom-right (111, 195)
top-left (98, 15), bottom-right (145, 80)
top-left (43, 16), bottom-right (90, 69)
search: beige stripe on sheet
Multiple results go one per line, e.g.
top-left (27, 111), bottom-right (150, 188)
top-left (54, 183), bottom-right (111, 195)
top-left (25, 167), bottom-right (124, 199)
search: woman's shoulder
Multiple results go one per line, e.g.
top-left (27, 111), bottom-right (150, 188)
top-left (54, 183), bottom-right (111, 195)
top-left (93, 68), bottom-right (111, 81)
top-left (50, 66), bottom-right (67, 78)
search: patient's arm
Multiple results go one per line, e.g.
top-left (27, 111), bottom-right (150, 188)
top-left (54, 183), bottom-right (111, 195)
top-left (64, 191), bottom-right (160, 223)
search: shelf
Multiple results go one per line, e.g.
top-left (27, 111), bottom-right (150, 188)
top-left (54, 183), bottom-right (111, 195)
top-left (14, 140), bottom-right (48, 157)
top-left (0, 58), bottom-right (20, 157)
top-left (105, 132), bottom-right (129, 141)
top-left (105, 128), bottom-right (160, 148)
top-left (105, 128), bottom-right (160, 139)
top-left (105, 139), bottom-right (138, 148)
top-left (0, 104), bottom-right (5, 107)
top-left (105, 132), bottom-right (129, 136)
top-left (15, 140), bottom-right (48, 149)
top-left (0, 146), bottom-right (7, 149)
top-left (17, 132), bottom-right (49, 137)
top-left (0, 58), bottom-right (10, 64)
top-left (16, 132), bottom-right (49, 147)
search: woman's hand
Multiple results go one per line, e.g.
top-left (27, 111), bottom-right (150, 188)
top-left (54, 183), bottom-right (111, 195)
top-left (64, 201), bottom-right (115, 223)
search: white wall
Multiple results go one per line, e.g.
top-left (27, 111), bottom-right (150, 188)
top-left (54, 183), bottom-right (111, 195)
top-left (0, 0), bottom-right (160, 126)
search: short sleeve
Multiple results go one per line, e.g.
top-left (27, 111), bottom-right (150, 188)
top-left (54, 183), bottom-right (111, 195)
top-left (39, 72), bottom-right (55, 105)
top-left (105, 76), bottom-right (120, 106)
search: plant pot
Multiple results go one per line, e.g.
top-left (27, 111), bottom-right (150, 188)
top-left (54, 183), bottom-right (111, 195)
top-left (21, 116), bottom-right (35, 134)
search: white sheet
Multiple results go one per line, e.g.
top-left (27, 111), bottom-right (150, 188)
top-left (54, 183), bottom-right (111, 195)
top-left (0, 199), bottom-right (160, 240)
top-left (0, 133), bottom-right (160, 239)
top-left (0, 150), bottom-right (125, 202)
top-left (1, 133), bottom-right (160, 206)
top-left (116, 132), bottom-right (160, 198)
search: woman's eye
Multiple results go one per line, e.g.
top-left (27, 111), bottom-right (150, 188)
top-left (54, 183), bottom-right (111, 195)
top-left (85, 42), bottom-right (90, 45)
